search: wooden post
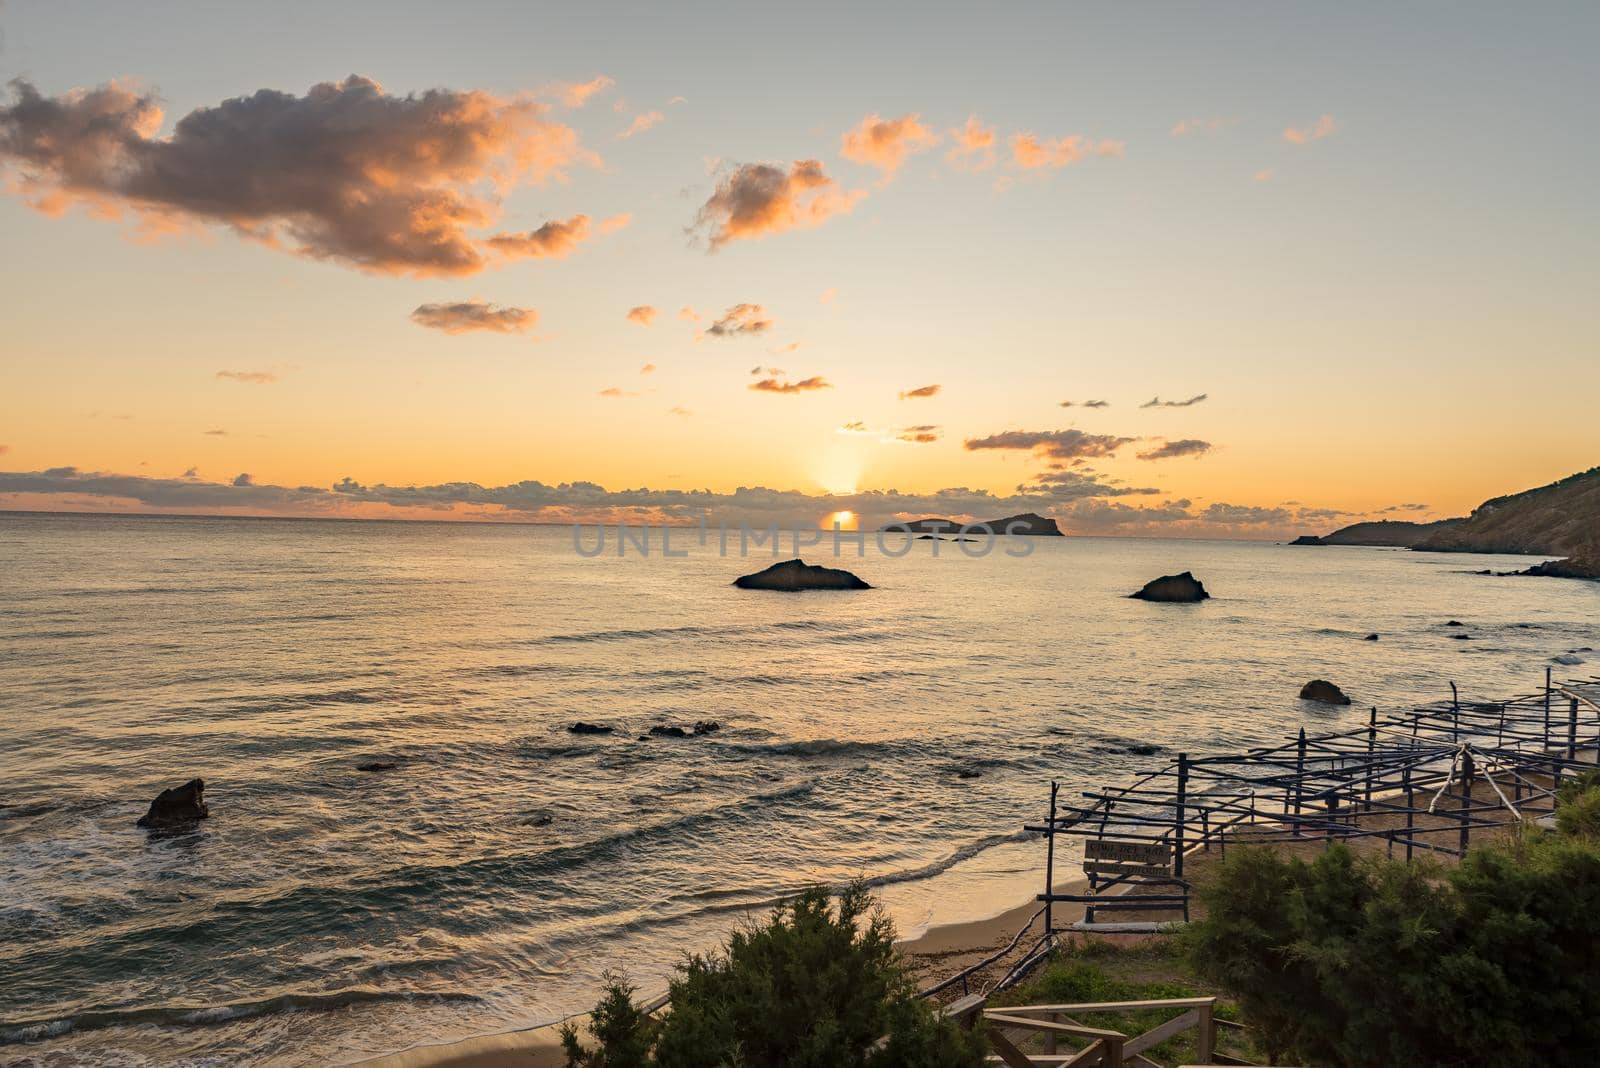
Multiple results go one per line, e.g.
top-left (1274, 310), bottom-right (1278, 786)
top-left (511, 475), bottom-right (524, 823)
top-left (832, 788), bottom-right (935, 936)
top-left (1292, 729), bottom-right (1307, 835)
top-left (1044, 781), bottom-right (1058, 935)
top-left (1451, 682), bottom-right (1460, 741)
top-left (1103, 1033), bottom-right (1125, 1068)
top-left (1175, 753), bottom-right (1189, 880)
top-left (1197, 1000), bottom-right (1216, 1064)
top-left (1569, 697), bottom-right (1580, 763)
top-left (1403, 762), bottom-right (1414, 862)
top-left (1365, 707), bottom-right (1377, 809)
top-left (1545, 666), bottom-right (1554, 750)
top-left (1459, 749), bottom-right (1474, 854)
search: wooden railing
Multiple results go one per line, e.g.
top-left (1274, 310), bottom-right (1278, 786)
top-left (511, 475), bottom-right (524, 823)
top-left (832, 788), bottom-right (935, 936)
top-left (978, 996), bottom-right (1219, 1067)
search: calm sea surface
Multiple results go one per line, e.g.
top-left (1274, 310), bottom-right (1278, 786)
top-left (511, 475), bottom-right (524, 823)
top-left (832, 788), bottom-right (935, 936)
top-left (2, 512), bottom-right (1596, 1065)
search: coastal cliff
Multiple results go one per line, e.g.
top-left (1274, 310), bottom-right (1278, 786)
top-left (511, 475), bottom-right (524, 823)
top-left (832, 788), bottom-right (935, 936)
top-left (1308, 466), bottom-right (1600, 579)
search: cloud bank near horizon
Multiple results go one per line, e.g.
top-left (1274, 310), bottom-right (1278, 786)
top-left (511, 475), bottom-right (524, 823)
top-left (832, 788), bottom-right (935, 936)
top-left (0, 465), bottom-right (1404, 539)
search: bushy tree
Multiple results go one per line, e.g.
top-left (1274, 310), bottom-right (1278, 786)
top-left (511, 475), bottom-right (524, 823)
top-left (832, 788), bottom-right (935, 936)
top-left (563, 884), bottom-right (986, 1068)
top-left (1186, 783), bottom-right (1600, 1067)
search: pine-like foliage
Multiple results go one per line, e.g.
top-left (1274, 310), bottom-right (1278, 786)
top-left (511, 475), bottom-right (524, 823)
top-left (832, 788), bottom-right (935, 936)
top-left (563, 883), bottom-right (986, 1068)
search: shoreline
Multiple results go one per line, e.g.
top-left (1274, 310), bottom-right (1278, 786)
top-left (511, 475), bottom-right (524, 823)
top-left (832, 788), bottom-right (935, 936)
top-left (354, 879), bottom-right (1085, 1068)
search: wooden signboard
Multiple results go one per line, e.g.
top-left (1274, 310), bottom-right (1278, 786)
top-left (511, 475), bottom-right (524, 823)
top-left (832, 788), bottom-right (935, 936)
top-left (1081, 831), bottom-right (1171, 876)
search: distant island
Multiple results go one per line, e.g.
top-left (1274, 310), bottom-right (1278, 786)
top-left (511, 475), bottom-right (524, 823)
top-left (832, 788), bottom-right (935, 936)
top-left (886, 512), bottom-right (1063, 536)
top-left (1295, 518), bottom-right (1464, 548)
top-left (1292, 465), bottom-right (1599, 579)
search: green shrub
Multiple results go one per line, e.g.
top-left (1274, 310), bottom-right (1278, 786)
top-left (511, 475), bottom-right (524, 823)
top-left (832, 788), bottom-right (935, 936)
top-left (562, 883), bottom-right (986, 1068)
top-left (1187, 832), bottom-right (1600, 1067)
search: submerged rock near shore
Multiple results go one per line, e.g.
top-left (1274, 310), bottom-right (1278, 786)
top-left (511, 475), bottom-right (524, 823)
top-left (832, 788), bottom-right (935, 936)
top-left (1300, 680), bottom-right (1352, 705)
top-left (1129, 572), bottom-right (1210, 602)
top-left (733, 558), bottom-right (871, 591)
top-left (136, 778), bottom-right (209, 829)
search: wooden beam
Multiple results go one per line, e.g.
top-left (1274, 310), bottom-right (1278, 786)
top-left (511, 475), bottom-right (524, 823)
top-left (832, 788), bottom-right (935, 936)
top-left (1124, 1007), bottom-right (1201, 1056)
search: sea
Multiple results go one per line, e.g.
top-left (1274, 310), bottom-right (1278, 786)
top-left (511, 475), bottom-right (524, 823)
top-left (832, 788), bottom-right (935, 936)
top-left (1, 511), bottom-right (1596, 1065)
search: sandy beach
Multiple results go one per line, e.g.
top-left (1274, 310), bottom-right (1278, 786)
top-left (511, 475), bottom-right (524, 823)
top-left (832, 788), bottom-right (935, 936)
top-left (356, 880), bottom-right (1092, 1068)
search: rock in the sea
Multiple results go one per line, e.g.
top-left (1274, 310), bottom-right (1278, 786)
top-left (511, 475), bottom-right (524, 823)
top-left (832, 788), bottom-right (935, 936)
top-left (568, 722), bottom-right (615, 735)
top-left (1289, 535), bottom-right (1324, 546)
top-left (1300, 680), bottom-right (1352, 705)
top-left (1363, 633), bottom-right (1380, 641)
top-left (692, 720), bottom-right (721, 736)
top-left (1517, 556), bottom-right (1600, 581)
top-left (649, 725), bottom-right (689, 738)
top-left (1129, 572), bottom-right (1210, 603)
top-left (1554, 654), bottom-right (1585, 666)
top-left (356, 760), bottom-right (398, 772)
top-left (1445, 620), bottom-right (1465, 627)
top-left (733, 558), bottom-right (871, 592)
top-left (1451, 634), bottom-right (1473, 641)
top-left (955, 767), bottom-right (982, 779)
top-left (136, 778), bottom-right (209, 829)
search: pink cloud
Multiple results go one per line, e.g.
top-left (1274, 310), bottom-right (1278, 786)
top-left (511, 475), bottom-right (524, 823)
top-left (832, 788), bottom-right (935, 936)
top-left (840, 113), bottom-right (938, 180)
top-left (695, 160), bottom-right (865, 249)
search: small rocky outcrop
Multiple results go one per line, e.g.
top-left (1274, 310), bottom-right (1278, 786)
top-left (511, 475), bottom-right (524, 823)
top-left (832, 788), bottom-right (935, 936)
top-left (1300, 680), bottom-right (1352, 705)
top-left (1445, 620), bottom-right (1465, 627)
top-left (733, 559), bottom-right (871, 592)
top-left (137, 779), bottom-right (209, 829)
top-left (1289, 535), bottom-right (1324, 546)
top-left (1517, 555), bottom-right (1600, 581)
top-left (356, 760), bottom-right (398, 772)
top-left (646, 721), bottom-right (721, 739)
top-left (1364, 633), bottom-right (1380, 641)
top-left (1129, 572), bottom-right (1210, 603)
top-left (568, 722), bottom-right (615, 735)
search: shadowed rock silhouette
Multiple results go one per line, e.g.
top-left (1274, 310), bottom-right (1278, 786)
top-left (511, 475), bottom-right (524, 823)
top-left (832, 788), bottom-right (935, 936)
top-left (1129, 571), bottom-right (1210, 602)
top-left (733, 559), bottom-right (871, 591)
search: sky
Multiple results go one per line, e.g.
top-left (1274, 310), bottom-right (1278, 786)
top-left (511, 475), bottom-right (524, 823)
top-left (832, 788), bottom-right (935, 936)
top-left (1, 2), bottom-right (1596, 537)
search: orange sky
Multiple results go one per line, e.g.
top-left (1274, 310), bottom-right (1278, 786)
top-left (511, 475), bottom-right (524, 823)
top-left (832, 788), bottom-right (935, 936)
top-left (1, 6), bottom-right (1595, 537)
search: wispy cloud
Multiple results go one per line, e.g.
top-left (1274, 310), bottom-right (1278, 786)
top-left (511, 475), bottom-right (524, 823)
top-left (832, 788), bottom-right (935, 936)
top-left (216, 369), bottom-right (280, 385)
top-left (1011, 132), bottom-right (1124, 169)
top-left (598, 386), bottom-right (639, 398)
top-left (840, 113), bottom-right (938, 181)
top-left (1140, 393), bottom-right (1208, 408)
top-left (695, 160), bottom-right (865, 249)
top-left (707, 303), bottom-right (773, 337)
top-left (547, 76), bottom-right (614, 108)
top-left (945, 116), bottom-right (997, 171)
top-left (640, 363), bottom-right (656, 375)
top-left (1136, 438), bottom-right (1214, 461)
top-left (617, 110), bottom-right (664, 140)
top-left (899, 383), bottom-right (940, 400)
top-left (668, 406), bottom-right (692, 417)
top-left (964, 428), bottom-right (1135, 463)
top-left (1284, 114), bottom-right (1338, 145)
top-left (599, 213), bottom-right (633, 234)
top-left (411, 300), bottom-right (537, 335)
top-left (1060, 399), bottom-right (1110, 408)
top-left (626, 305), bottom-right (657, 325)
top-left (483, 215), bottom-right (593, 260)
top-left (0, 76), bottom-right (598, 276)
top-left (750, 375), bottom-right (830, 394)
top-left (894, 424), bottom-right (941, 444)
top-left (1170, 117), bottom-right (1232, 137)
